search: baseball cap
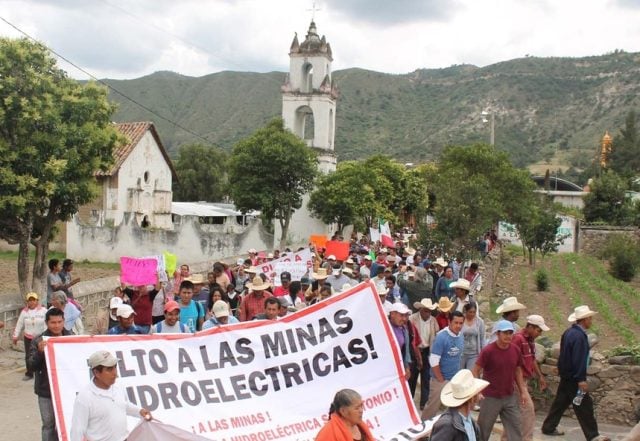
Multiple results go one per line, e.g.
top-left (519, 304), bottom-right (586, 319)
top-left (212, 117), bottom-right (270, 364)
top-left (236, 258), bottom-right (245, 266)
top-left (364, 255), bottom-right (373, 261)
top-left (280, 271), bottom-right (291, 282)
top-left (212, 300), bottom-right (230, 318)
top-left (526, 314), bottom-right (550, 331)
top-left (327, 255), bottom-right (336, 260)
top-left (109, 297), bottom-right (123, 309)
top-left (26, 292), bottom-right (39, 301)
top-left (116, 304), bottom-right (136, 318)
top-left (300, 276), bottom-right (311, 285)
top-left (389, 303), bottom-right (411, 315)
top-left (493, 319), bottom-right (515, 333)
top-left (87, 350), bottom-right (118, 368)
top-left (164, 300), bottom-right (180, 313)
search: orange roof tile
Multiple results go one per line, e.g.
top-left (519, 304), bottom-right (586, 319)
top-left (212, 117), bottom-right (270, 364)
top-left (97, 122), bottom-right (177, 180)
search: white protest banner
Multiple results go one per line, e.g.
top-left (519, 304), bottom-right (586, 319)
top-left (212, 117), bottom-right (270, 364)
top-left (256, 248), bottom-right (313, 286)
top-left (273, 261), bottom-right (308, 285)
top-left (46, 282), bottom-right (420, 441)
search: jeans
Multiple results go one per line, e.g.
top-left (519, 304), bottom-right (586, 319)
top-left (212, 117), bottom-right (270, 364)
top-left (408, 347), bottom-right (430, 408)
top-left (38, 396), bottom-right (58, 441)
top-left (542, 377), bottom-right (599, 440)
top-left (460, 353), bottom-right (478, 370)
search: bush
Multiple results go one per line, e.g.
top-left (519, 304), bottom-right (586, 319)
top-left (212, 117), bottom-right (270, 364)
top-left (600, 234), bottom-right (640, 281)
top-left (535, 268), bottom-right (549, 291)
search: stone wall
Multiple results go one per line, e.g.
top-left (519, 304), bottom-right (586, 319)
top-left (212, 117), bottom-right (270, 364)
top-left (578, 225), bottom-right (640, 255)
top-left (0, 256), bottom-right (244, 349)
top-left (538, 344), bottom-right (640, 425)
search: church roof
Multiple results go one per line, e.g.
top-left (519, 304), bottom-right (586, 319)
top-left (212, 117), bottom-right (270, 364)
top-left (290, 21), bottom-right (333, 60)
top-left (96, 122), bottom-right (177, 179)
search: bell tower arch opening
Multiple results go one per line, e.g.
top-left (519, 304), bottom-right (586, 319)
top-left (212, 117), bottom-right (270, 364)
top-left (302, 62), bottom-right (314, 93)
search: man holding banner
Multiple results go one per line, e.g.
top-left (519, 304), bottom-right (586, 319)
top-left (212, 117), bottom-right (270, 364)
top-left (70, 350), bottom-right (152, 441)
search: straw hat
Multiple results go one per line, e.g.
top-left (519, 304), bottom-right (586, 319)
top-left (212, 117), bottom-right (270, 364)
top-left (247, 275), bottom-right (271, 291)
top-left (437, 297), bottom-right (454, 313)
top-left (245, 266), bottom-right (259, 274)
top-left (568, 305), bottom-right (598, 322)
top-left (404, 247), bottom-right (416, 256)
top-left (184, 274), bottom-right (205, 284)
top-left (450, 279), bottom-right (471, 291)
top-left (440, 369), bottom-right (489, 408)
top-left (339, 283), bottom-right (353, 293)
top-left (413, 298), bottom-right (437, 311)
top-left (434, 257), bottom-right (448, 267)
top-left (312, 268), bottom-right (329, 280)
top-left (496, 296), bottom-right (526, 314)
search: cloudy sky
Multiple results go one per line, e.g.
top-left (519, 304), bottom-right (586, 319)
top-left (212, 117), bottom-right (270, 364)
top-left (1, 0), bottom-right (640, 80)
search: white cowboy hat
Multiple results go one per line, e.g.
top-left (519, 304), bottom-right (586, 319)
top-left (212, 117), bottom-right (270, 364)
top-left (375, 283), bottom-right (387, 296)
top-left (413, 298), bottom-right (437, 311)
top-left (434, 257), bottom-right (448, 267)
top-left (568, 305), bottom-right (598, 322)
top-left (339, 283), bottom-right (353, 293)
top-left (526, 314), bottom-right (550, 331)
top-left (496, 296), bottom-right (526, 314)
top-left (441, 369), bottom-right (489, 408)
top-left (312, 268), bottom-right (329, 280)
top-left (245, 266), bottom-right (259, 274)
top-left (450, 279), bottom-right (471, 291)
top-left (247, 275), bottom-right (271, 291)
top-left (404, 246), bottom-right (416, 256)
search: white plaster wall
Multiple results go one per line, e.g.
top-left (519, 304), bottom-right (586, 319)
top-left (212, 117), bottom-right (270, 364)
top-left (289, 55), bottom-right (331, 90)
top-left (66, 215), bottom-right (274, 264)
top-left (282, 95), bottom-right (335, 150)
top-left (115, 131), bottom-right (173, 227)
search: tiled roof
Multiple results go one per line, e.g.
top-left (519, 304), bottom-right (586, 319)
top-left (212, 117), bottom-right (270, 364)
top-left (97, 122), bottom-right (177, 179)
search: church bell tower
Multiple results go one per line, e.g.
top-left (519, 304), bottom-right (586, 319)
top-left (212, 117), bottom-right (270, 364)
top-left (277, 21), bottom-right (338, 245)
top-left (282, 21), bottom-right (338, 174)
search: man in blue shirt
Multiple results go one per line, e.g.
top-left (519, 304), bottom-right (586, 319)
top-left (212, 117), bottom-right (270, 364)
top-left (177, 280), bottom-right (204, 332)
top-left (422, 310), bottom-right (464, 421)
top-left (107, 305), bottom-right (145, 335)
top-left (542, 305), bottom-right (607, 440)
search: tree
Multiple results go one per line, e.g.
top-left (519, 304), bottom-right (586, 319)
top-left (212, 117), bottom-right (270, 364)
top-left (173, 143), bottom-right (228, 202)
top-left (228, 118), bottom-right (317, 249)
top-left (429, 143), bottom-right (535, 249)
top-left (516, 197), bottom-right (563, 265)
top-left (0, 38), bottom-right (120, 296)
top-left (610, 111), bottom-right (640, 176)
top-left (583, 171), bottom-right (634, 225)
top-left (308, 161), bottom-right (394, 232)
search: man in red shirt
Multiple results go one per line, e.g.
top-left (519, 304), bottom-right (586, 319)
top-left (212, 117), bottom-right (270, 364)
top-left (501, 315), bottom-right (549, 441)
top-left (272, 272), bottom-right (291, 297)
top-left (472, 320), bottom-right (529, 441)
top-left (239, 276), bottom-right (272, 321)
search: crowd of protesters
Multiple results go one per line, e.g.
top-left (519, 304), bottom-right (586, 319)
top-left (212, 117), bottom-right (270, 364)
top-left (9, 229), bottom-right (613, 441)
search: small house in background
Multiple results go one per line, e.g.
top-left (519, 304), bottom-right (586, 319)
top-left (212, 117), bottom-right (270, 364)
top-left (74, 122), bottom-right (177, 229)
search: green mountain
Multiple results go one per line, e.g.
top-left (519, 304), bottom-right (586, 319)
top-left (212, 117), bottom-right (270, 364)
top-left (106, 50), bottom-right (640, 168)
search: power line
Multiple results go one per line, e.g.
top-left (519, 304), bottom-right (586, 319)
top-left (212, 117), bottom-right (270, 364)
top-left (0, 15), bottom-right (215, 145)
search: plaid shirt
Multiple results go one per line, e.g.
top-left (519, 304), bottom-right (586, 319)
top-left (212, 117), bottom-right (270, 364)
top-left (240, 291), bottom-right (273, 321)
top-left (512, 329), bottom-right (536, 379)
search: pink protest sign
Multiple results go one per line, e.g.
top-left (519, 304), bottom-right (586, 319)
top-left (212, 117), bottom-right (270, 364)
top-left (120, 256), bottom-right (158, 286)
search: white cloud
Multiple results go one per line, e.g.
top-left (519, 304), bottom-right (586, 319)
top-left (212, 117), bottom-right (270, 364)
top-left (1, 0), bottom-right (640, 79)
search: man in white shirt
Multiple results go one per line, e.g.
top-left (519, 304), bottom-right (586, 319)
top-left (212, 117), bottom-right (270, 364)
top-left (70, 350), bottom-right (152, 441)
top-left (409, 298), bottom-right (439, 409)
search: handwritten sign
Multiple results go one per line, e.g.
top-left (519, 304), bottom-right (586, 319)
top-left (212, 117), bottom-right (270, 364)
top-left (255, 248), bottom-right (313, 285)
top-left (120, 257), bottom-right (158, 286)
